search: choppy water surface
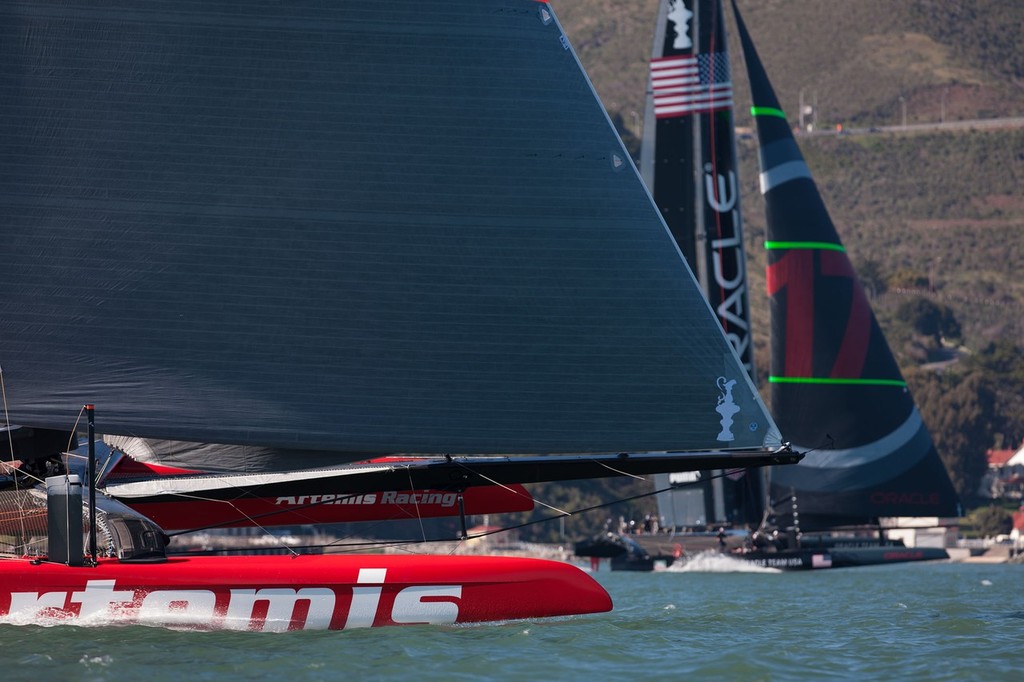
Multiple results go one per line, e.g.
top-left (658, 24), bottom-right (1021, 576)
top-left (3, 560), bottom-right (1020, 681)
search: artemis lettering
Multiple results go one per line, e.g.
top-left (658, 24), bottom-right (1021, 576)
top-left (3, 569), bottom-right (462, 630)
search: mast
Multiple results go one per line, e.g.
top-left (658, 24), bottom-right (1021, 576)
top-left (643, 0), bottom-right (760, 529)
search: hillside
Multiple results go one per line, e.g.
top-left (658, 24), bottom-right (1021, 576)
top-left (553, 0), bottom-right (1024, 351)
top-left (510, 1), bottom-right (1024, 540)
top-left (556, 0), bottom-right (1024, 132)
top-left (554, 0), bottom-right (1024, 387)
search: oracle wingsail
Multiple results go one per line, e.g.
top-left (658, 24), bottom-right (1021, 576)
top-left (731, 1), bottom-right (959, 529)
top-left (641, 0), bottom-right (763, 530)
top-left (640, 0), bottom-right (753, 376)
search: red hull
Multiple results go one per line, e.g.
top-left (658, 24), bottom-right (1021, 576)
top-left (0, 555), bottom-right (610, 630)
top-left (104, 456), bottom-right (536, 529)
top-left (124, 484), bottom-right (534, 530)
top-left (102, 454), bottom-right (536, 528)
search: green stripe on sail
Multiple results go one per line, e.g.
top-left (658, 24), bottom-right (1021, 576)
top-left (750, 106), bottom-right (786, 119)
top-left (765, 240), bottom-right (846, 252)
top-left (769, 376), bottom-right (907, 387)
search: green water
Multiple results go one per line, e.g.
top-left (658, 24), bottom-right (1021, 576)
top-left (3, 560), bottom-right (1020, 681)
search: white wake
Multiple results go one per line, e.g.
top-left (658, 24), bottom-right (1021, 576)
top-left (667, 551), bottom-right (781, 573)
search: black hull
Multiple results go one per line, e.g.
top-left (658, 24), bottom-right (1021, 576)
top-left (579, 532), bottom-right (950, 571)
top-left (609, 554), bottom-right (679, 572)
top-left (737, 546), bottom-right (949, 571)
top-left (576, 532), bottom-right (681, 571)
top-left (606, 546), bottom-right (949, 572)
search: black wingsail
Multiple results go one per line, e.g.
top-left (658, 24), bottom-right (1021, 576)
top-left (641, 0), bottom-right (753, 375)
top-left (0, 0), bottom-right (787, 509)
top-left (731, 1), bottom-right (959, 529)
top-left (642, 0), bottom-right (762, 529)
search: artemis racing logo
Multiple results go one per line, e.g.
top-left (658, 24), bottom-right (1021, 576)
top-left (275, 491), bottom-right (459, 508)
top-left (2, 569), bottom-right (462, 631)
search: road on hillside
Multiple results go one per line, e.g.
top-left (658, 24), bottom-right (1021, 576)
top-left (796, 116), bottom-right (1024, 138)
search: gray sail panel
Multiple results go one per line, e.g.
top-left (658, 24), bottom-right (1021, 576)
top-left (1, 1), bottom-right (778, 457)
top-left (101, 436), bottom-right (344, 474)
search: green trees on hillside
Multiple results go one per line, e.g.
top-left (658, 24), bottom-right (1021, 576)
top-left (967, 340), bottom-right (1024, 451)
top-left (968, 505), bottom-right (1014, 538)
top-left (897, 297), bottom-right (961, 340)
top-left (906, 338), bottom-right (1024, 507)
top-left (895, 304), bottom-right (1023, 507)
top-left (907, 368), bottom-right (993, 505)
top-left (888, 296), bottom-right (962, 364)
top-left (855, 259), bottom-right (888, 299)
top-left (513, 478), bottom-right (656, 544)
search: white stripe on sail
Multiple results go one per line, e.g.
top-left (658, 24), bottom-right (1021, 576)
top-left (759, 159), bottom-right (812, 194)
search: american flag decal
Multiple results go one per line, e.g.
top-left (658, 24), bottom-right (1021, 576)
top-left (650, 52), bottom-right (733, 118)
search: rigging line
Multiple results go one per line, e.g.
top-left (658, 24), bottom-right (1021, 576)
top-left (139, 465), bottom-right (396, 530)
top-left (65, 408), bottom-right (84, 475)
top-left (0, 510), bottom-right (45, 524)
top-left (304, 492), bottom-right (492, 554)
top-left (309, 536), bottom-right (450, 553)
top-left (168, 535), bottom-right (436, 557)
top-left (156, 493), bottom-right (297, 556)
top-left (407, 467), bottom-right (429, 545)
top-left (0, 365), bottom-right (15, 459)
top-left (167, 469), bottom-right (755, 556)
top-left (4, 405), bottom-right (86, 490)
top-left (169, 527), bottom-right (497, 557)
top-left (488, 485), bottom-right (684, 536)
top-left (465, 463), bottom-right (753, 545)
top-left (158, 477), bottom-right (474, 537)
top-left (161, 491), bottom-right (343, 538)
top-left (159, 487), bottom-right (462, 546)
top-left (156, 495), bottom-right (255, 534)
top-left (169, 523), bottom-right (438, 557)
top-left (587, 458), bottom-right (647, 481)
top-left (451, 460), bottom-right (547, 492)
top-left (395, 468), bottom-right (751, 550)
top-left (153, 487), bottom-right (376, 534)
top-left (376, 469), bottom-right (763, 551)
top-left (165, 473), bottom-right (730, 557)
top-left (451, 460), bottom-right (572, 515)
top-left (0, 373), bottom-right (81, 549)
top-left (458, 466), bottom-right (755, 539)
